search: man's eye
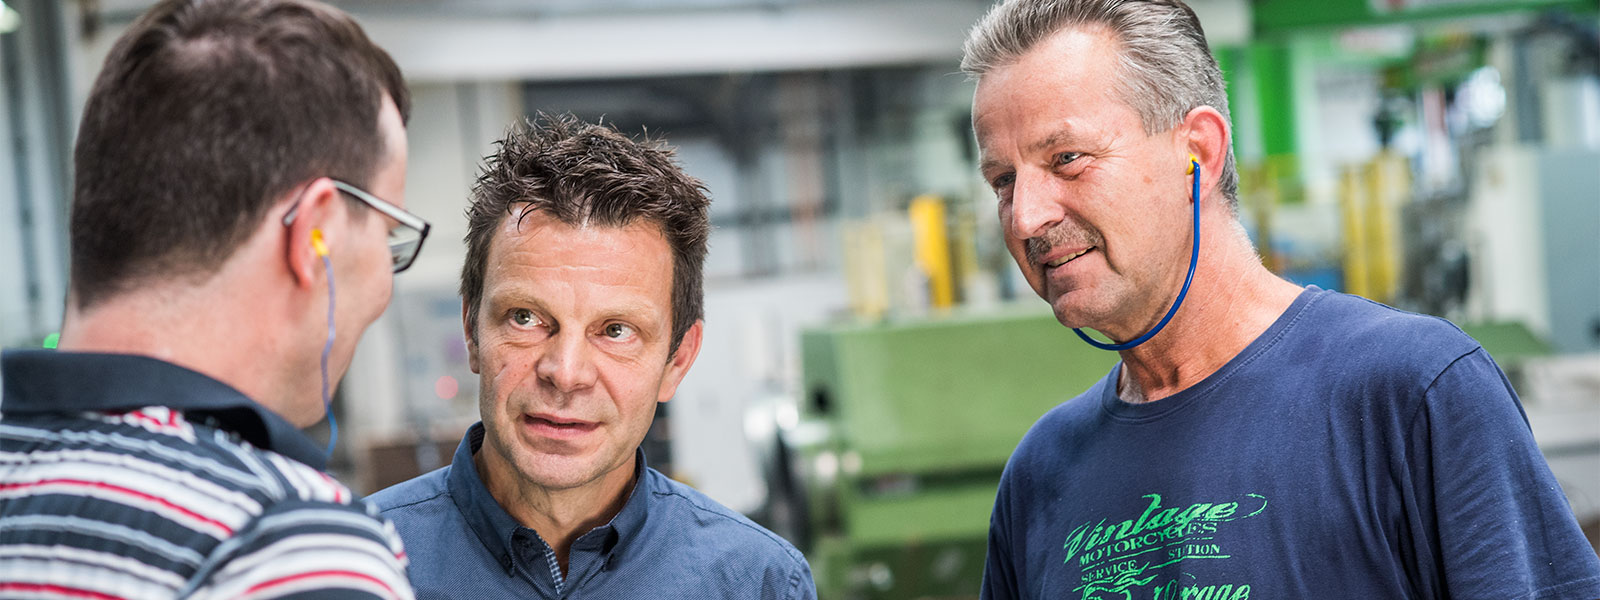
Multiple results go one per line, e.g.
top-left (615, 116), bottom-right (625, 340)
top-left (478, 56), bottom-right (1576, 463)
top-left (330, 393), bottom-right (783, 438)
top-left (603, 323), bottom-right (636, 340)
top-left (511, 309), bottom-right (537, 327)
top-left (989, 173), bottom-right (1015, 190)
top-left (1055, 152), bottom-right (1082, 166)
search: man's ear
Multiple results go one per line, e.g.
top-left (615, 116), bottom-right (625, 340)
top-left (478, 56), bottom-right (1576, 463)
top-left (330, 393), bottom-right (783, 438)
top-left (1181, 105), bottom-right (1231, 206)
top-left (285, 178), bottom-right (343, 288)
top-left (656, 320), bottom-right (704, 404)
top-left (462, 300), bottom-right (481, 374)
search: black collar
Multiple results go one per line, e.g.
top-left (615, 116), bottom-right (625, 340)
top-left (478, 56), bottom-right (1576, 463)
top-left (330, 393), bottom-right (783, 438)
top-left (2, 349), bottom-right (329, 469)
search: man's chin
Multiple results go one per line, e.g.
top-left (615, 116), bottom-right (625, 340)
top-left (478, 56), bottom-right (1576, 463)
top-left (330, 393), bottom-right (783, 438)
top-left (1047, 292), bottom-right (1100, 329)
top-left (512, 450), bottom-right (630, 492)
top-left (512, 460), bottom-right (600, 491)
top-left (1050, 311), bottom-right (1105, 333)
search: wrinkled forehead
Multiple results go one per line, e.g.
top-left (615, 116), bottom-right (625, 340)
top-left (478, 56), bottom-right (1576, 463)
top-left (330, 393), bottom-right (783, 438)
top-left (972, 36), bottom-right (1146, 165)
top-left (485, 207), bottom-right (674, 289)
top-left (971, 28), bottom-right (1126, 131)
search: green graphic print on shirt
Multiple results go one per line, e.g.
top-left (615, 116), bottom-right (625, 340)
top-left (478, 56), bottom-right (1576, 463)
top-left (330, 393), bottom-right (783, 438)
top-left (1063, 493), bottom-right (1267, 600)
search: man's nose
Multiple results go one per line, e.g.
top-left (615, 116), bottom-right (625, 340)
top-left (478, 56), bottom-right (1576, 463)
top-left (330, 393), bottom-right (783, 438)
top-left (1008, 170), bottom-right (1067, 241)
top-left (533, 331), bottom-right (598, 395)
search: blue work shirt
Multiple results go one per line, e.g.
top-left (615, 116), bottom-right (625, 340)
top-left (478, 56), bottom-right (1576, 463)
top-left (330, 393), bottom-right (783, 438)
top-left (370, 423), bottom-right (816, 599)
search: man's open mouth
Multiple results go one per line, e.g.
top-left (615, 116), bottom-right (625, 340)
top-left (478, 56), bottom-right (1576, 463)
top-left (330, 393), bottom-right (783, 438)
top-left (1045, 247), bottom-right (1094, 268)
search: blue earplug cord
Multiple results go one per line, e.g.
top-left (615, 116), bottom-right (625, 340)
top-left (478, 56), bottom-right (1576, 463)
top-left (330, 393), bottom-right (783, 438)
top-left (319, 253), bottom-right (339, 457)
top-left (1072, 160), bottom-right (1201, 351)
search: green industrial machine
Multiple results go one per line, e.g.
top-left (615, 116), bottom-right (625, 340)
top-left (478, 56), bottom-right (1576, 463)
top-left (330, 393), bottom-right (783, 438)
top-left (795, 305), bottom-right (1120, 599)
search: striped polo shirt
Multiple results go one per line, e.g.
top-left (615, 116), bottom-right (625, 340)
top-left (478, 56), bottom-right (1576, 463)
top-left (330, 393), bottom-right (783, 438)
top-left (0, 349), bottom-right (414, 600)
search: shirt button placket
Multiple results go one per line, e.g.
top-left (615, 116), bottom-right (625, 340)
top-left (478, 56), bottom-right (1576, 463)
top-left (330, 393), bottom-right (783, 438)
top-left (543, 544), bottom-right (565, 596)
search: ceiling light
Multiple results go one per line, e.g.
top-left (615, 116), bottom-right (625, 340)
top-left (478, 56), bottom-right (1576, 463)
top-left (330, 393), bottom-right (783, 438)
top-left (0, 2), bottom-right (20, 35)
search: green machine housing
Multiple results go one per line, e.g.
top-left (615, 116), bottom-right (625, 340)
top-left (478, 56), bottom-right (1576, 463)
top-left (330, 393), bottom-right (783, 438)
top-left (796, 305), bottom-right (1120, 599)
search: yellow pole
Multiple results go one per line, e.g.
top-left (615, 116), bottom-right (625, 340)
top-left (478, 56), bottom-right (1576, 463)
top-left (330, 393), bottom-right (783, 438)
top-left (1340, 166), bottom-right (1370, 298)
top-left (909, 195), bottom-right (955, 309)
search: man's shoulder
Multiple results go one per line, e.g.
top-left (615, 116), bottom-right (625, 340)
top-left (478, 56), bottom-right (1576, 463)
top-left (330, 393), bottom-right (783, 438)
top-left (4, 408), bottom-right (361, 507)
top-left (151, 416), bottom-right (396, 543)
top-left (0, 411), bottom-right (403, 594)
top-left (368, 466), bottom-right (452, 517)
top-left (644, 467), bottom-right (809, 569)
top-left (1290, 289), bottom-right (1485, 385)
top-left (169, 416), bottom-right (367, 510)
top-left (183, 439), bottom-right (410, 599)
top-left (1302, 289), bottom-right (1478, 355)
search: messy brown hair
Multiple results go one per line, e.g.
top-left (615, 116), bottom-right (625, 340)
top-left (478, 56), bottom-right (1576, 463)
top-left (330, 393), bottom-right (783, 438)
top-left (461, 113), bottom-right (711, 356)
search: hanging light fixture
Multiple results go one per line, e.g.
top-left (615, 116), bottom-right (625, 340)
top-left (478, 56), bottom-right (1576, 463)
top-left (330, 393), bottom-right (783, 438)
top-left (0, 1), bottom-right (21, 35)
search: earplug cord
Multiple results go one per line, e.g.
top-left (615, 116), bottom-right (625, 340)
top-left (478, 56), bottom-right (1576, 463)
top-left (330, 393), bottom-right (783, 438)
top-left (1073, 160), bottom-right (1201, 351)
top-left (318, 252), bottom-right (339, 457)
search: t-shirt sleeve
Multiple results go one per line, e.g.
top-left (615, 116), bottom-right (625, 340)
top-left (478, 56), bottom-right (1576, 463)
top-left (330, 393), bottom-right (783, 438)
top-left (1417, 347), bottom-right (1600, 599)
top-left (982, 465), bottom-right (1021, 600)
top-left (185, 499), bottom-right (415, 600)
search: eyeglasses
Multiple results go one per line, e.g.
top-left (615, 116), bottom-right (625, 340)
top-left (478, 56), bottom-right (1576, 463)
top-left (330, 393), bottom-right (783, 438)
top-left (282, 179), bottom-right (431, 273)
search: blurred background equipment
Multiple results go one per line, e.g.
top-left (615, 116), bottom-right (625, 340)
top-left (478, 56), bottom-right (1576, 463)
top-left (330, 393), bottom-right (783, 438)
top-left (3, 0), bottom-right (1598, 595)
top-left (779, 310), bottom-right (1117, 598)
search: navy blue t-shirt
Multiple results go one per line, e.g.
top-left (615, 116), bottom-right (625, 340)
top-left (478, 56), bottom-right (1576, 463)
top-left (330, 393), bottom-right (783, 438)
top-left (984, 287), bottom-right (1600, 599)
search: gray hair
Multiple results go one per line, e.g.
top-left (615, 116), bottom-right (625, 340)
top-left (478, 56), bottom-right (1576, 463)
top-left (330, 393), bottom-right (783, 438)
top-left (961, 0), bottom-right (1239, 207)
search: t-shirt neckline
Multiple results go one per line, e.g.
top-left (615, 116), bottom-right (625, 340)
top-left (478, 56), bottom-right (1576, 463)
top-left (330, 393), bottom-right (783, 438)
top-left (1098, 285), bottom-right (1327, 422)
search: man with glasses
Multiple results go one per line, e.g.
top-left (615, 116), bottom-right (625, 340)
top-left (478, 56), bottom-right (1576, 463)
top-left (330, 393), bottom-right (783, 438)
top-left (288, 180), bottom-right (431, 273)
top-left (0, 0), bottom-right (423, 597)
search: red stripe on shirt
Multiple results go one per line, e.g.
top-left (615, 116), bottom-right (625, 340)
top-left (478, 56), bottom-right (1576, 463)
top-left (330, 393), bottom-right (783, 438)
top-left (0, 582), bottom-right (125, 600)
top-left (0, 479), bottom-right (233, 535)
top-left (315, 471), bottom-right (347, 504)
top-left (125, 410), bottom-right (168, 429)
top-left (244, 570), bottom-right (395, 598)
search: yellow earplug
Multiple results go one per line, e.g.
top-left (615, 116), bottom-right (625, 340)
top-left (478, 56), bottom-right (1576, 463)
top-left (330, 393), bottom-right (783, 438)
top-left (1187, 153), bottom-right (1199, 174)
top-left (311, 229), bottom-right (329, 257)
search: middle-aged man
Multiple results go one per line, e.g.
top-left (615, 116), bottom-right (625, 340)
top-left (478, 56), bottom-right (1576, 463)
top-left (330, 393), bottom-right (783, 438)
top-left (370, 114), bottom-right (816, 599)
top-left (963, 0), bottom-right (1600, 598)
top-left (0, 0), bottom-right (424, 598)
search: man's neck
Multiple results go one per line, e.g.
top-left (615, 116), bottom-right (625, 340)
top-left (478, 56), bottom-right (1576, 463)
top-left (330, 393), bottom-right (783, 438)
top-left (1113, 218), bottom-right (1304, 404)
top-left (56, 263), bottom-right (308, 421)
top-left (474, 447), bottom-right (637, 576)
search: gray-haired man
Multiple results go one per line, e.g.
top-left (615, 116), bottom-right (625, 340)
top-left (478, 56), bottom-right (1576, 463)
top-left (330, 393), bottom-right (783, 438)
top-left (963, 1), bottom-right (1600, 598)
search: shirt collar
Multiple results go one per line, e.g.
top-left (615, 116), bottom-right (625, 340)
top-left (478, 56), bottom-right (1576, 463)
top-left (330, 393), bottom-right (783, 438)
top-left (1, 349), bottom-right (328, 470)
top-left (447, 421), bottom-right (653, 576)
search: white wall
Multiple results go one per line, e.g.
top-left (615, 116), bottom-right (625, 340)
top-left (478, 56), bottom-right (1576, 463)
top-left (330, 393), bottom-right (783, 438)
top-left (361, 1), bottom-right (978, 82)
top-left (1461, 145), bottom-right (1552, 337)
top-left (669, 274), bottom-right (849, 512)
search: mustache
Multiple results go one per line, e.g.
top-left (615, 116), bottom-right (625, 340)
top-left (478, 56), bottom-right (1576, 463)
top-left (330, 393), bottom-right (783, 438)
top-left (1024, 223), bottom-right (1102, 265)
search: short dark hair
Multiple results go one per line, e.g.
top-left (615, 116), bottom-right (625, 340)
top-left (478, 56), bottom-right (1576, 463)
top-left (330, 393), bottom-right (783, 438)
top-left (462, 113), bottom-right (711, 356)
top-left (70, 0), bottom-right (410, 308)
